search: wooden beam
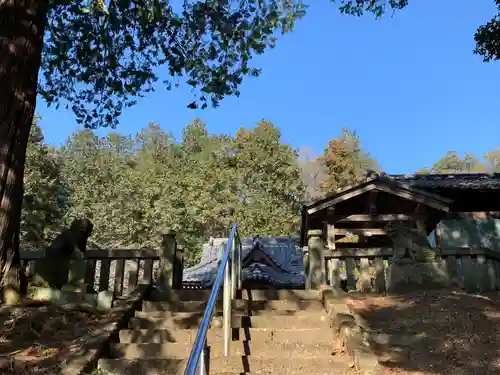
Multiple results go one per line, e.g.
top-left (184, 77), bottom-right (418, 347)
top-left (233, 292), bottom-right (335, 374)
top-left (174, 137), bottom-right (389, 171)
top-left (20, 248), bottom-right (160, 260)
top-left (304, 174), bottom-right (380, 208)
top-left (334, 228), bottom-right (387, 236)
top-left (337, 214), bottom-right (417, 222)
top-left (325, 246), bottom-right (490, 259)
top-left (334, 221), bottom-right (392, 230)
top-left (444, 211), bottom-right (500, 220)
top-left (306, 176), bottom-right (452, 216)
top-left (439, 247), bottom-right (489, 256)
top-left (392, 180), bottom-right (454, 204)
top-left (325, 248), bottom-right (393, 258)
top-left (375, 185), bottom-right (450, 212)
top-left (335, 240), bottom-right (392, 249)
top-left (307, 178), bottom-right (452, 216)
top-left (307, 184), bottom-right (378, 215)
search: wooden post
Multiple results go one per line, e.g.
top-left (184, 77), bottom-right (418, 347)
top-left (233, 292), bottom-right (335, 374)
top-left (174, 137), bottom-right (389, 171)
top-left (302, 246), bottom-right (310, 289)
top-left (360, 190), bottom-right (378, 245)
top-left (159, 231), bottom-right (176, 290)
top-left (326, 223), bottom-right (336, 249)
top-left (307, 229), bottom-right (325, 289)
top-left (368, 190), bottom-right (377, 215)
top-left (301, 208), bottom-right (308, 247)
top-left (172, 244), bottom-right (184, 290)
top-left (329, 258), bottom-right (341, 290)
top-left (326, 207), bottom-right (336, 250)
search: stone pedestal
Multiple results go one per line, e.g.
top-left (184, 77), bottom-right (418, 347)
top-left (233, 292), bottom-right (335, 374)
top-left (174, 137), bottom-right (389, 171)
top-left (386, 259), bottom-right (449, 293)
top-left (61, 283), bottom-right (96, 293)
top-left (27, 286), bottom-right (113, 310)
top-left (307, 229), bottom-right (325, 290)
top-left (67, 248), bottom-right (87, 285)
top-left (32, 258), bottom-right (65, 288)
top-left (385, 220), bottom-right (450, 293)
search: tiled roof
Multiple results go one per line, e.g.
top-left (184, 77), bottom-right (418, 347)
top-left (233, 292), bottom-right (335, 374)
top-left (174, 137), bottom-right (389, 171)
top-left (183, 237), bottom-right (306, 288)
top-left (389, 173), bottom-right (500, 190)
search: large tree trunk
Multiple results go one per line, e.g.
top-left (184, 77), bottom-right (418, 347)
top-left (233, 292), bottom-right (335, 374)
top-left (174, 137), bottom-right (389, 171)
top-left (0, 0), bottom-right (49, 305)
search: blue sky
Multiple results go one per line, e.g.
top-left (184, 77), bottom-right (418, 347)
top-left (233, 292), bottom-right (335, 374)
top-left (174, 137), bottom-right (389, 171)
top-left (36, 0), bottom-right (500, 174)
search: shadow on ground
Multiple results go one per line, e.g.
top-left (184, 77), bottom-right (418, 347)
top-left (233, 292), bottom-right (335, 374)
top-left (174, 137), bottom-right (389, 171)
top-left (0, 302), bottom-right (116, 375)
top-left (350, 289), bottom-right (500, 374)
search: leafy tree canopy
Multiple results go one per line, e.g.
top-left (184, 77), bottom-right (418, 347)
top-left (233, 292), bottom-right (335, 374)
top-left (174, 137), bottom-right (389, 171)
top-left (321, 127), bottom-right (379, 193)
top-left (42, 119), bottom-right (304, 264)
top-left (41, 0), bottom-right (308, 128)
top-left (21, 117), bottom-right (499, 265)
top-left (45, 0), bottom-right (500, 130)
top-left (417, 150), bottom-right (500, 174)
top-left (22, 119), bottom-right (69, 249)
top-left (333, 0), bottom-right (500, 62)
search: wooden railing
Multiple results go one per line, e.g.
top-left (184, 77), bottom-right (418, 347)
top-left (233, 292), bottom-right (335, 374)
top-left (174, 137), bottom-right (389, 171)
top-left (20, 245), bottom-right (184, 296)
top-left (325, 247), bottom-right (500, 293)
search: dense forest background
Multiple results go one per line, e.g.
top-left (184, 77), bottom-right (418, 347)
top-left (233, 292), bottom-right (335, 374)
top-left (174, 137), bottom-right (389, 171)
top-left (24, 118), bottom-right (500, 265)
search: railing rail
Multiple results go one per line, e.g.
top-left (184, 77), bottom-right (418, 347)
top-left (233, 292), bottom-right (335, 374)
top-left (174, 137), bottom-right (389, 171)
top-left (322, 246), bottom-right (500, 293)
top-left (184, 223), bottom-right (242, 375)
top-left (20, 243), bottom-right (184, 295)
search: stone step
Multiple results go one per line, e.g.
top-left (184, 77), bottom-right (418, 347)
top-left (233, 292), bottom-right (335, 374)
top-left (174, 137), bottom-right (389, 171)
top-left (119, 327), bottom-right (333, 344)
top-left (242, 299), bottom-right (325, 314)
top-left (98, 356), bottom-right (353, 375)
top-left (149, 288), bottom-right (223, 302)
top-left (129, 314), bottom-right (329, 330)
top-left (234, 315), bottom-right (328, 329)
top-left (142, 299), bottom-right (325, 314)
top-left (142, 300), bottom-right (212, 313)
top-left (135, 310), bottom-right (209, 319)
top-left (240, 289), bottom-right (321, 301)
top-left (129, 315), bottom-right (220, 330)
top-left (135, 305), bottom-right (324, 320)
top-left (148, 289), bottom-right (321, 303)
top-left (110, 341), bottom-right (334, 359)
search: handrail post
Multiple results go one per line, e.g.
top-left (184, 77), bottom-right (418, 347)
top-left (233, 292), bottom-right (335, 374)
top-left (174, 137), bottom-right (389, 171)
top-left (183, 223), bottom-right (238, 375)
top-left (223, 257), bottom-right (231, 357)
top-left (237, 236), bottom-right (242, 290)
top-left (230, 237), bottom-right (237, 299)
top-left (197, 339), bottom-right (207, 375)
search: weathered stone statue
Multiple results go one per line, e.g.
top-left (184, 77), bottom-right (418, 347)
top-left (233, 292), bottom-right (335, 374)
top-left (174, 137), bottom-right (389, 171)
top-left (32, 219), bottom-right (94, 290)
top-left (385, 220), bottom-right (448, 293)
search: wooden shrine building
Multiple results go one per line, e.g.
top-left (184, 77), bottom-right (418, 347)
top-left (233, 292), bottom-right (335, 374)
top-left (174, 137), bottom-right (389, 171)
top-left (300, 172), bottom-right (500, 251)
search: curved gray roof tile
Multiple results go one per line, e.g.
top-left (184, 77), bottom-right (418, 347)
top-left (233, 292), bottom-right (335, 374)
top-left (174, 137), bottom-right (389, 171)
top-left (390, 173), bottom-right (500, 190)
top-left (183, 236), bottom-right (306, 288)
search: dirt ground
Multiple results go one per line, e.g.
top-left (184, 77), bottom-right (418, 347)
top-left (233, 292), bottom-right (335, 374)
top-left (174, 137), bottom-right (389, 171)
top-left (347, 289), bottom-right (500, 375)
top-left (0, 300), bottom-right (115, 375)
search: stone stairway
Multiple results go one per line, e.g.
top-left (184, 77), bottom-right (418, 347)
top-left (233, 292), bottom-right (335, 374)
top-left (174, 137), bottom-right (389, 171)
top-left (98, 289), bottom-right (357, 374)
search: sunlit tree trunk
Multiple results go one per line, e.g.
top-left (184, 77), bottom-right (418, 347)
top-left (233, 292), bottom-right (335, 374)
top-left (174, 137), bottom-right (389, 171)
top-left (0, 0), bottom-right (48, 305)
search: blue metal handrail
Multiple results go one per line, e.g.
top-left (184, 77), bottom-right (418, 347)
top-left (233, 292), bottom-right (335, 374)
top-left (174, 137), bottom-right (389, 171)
top-left (183, 223), bottom-right (242, 375)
